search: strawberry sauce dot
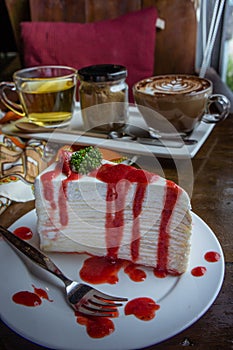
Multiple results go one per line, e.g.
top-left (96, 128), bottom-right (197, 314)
top-left (191, 266), bottom-right (207, 277)
top-left (13, 226), bottom-right (33, 240)
top-left (204, 251), bottom-right (221, 263)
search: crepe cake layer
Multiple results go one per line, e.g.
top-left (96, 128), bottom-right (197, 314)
top-left (34, 156), bottom-right (192, 275)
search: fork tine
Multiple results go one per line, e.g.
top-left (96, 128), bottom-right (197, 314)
top-left (94, 292), bottom-right (128, 302)
top-left (84, 304), bottom-right (117, 313)
top-left (78, 304), bottom-right (117, 317)
top-left (89, 298), bottom-right (123, 307)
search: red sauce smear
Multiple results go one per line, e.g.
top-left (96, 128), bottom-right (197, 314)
top-left (62, 171), bottom-right (79, 196)
top-left (96, 164), bottom-right (157, 262)
top-left (191, 266), bottom-right (207, 277)
top-left (75, 312), bottom-right (115, 338)
top-left (124, 263), bottom-right (146, 282)
top-left (78, 165), bottom-right (182, 282)
top-left (41, 165), bottom-right (61, 210)
top-left (32, 285), bottom-right (53, 301)
top-left (12, 285), bottom-right (53, 307)
top-left (80, 256), bottom-right (146, 284)
top-left (79, 256), bottom-right (124, 284)
top-left (12, 291), bottom-right (42, 307)
top-left (105, 180), bottom-right (130, 259)
top-left (204, 251), bottom-right (221, 262)
top-left (124, 297), bottom-right (160, 321)
top-left (13, 226), bottom-right (33, 240)
top-left (131, 183), bottom-right (147, 262)
top-left (153, 269), bottom-right (168, 278)
top-left (41, 153), bottom-right (79, 226)
top-left (58, 183), bottom-right (69, 226)
top-left (154, 180), bottom-right (180, 277)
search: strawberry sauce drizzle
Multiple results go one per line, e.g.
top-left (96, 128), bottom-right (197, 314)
top-left (58, 183), bottom-right (69, 226)
top-left (154, 180), bottom-right (179, 276)
top-left (40, 156), bottom-right (222, 282)
top-left (41, 157), bottom-right (180, 276)
top-left (96, 164), bottom-right (156, 262)
top-left (97, 164), bottom-right (133, 259)
top-left (131, 183), bottom-right (147, 261)
top-left (105, 181), bottom-right (130, 259)
top-left (41, 163), bottom-right (62, 210)
top-left (41, 151), bottom-right (79, 226)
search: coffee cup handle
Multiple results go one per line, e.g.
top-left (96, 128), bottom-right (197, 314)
top-left (0, 82), bottom-right (25, 117)
top-left (202, 94), bottom-right (230, 124)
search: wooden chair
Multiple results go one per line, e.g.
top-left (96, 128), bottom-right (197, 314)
top-left (4, 0), bottom-right (197, 76)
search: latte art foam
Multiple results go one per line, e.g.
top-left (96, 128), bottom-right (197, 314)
top-left (137, 75), bottom-right (210, 96)
top-left (133, 74), bottom-right (214, 134)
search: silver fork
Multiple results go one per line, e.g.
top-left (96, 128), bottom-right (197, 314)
top-left (0, 225), bottom-right (127, 317)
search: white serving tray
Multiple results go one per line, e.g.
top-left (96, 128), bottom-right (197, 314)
top-left (2, 105), bottom-right (215, 159)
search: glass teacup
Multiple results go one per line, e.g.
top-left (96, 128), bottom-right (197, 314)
top-left (0, 65), bottom-right (78, 127)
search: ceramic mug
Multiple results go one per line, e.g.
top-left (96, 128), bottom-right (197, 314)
top-left (0, 65), bottom-right (77, 127)
top-left (133, 74), bottom-right (230, 135)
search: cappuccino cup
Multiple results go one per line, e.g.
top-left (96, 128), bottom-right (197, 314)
top-left (133, 74), bottom-right (230, 135)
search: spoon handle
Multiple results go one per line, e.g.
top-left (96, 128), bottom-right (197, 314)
top-left (15, 122), bottom-right (108, 139)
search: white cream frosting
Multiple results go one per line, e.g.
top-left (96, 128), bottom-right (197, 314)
top-left (35, 161), bottom-right (192, 274)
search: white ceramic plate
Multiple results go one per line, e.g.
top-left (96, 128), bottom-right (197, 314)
top-left (0, 210), bottom-right (224, 350)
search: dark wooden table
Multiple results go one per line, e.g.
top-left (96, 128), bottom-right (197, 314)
top-left (0, 112), bottom-right (232, 350)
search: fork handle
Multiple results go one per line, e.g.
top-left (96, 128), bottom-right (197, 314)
top-left (0, 225), bottom-right (71, 285)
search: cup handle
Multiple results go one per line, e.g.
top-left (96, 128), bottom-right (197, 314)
top-left (202, 94), bottom-right (230, 124)
top-left (0, 82), bottom-right (25, 117)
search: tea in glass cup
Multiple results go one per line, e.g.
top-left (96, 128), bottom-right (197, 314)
top-left (0, 65), bottom-right (77, 127)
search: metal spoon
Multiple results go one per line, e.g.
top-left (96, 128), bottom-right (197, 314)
top-left (15, 121), bottom-right (65, 133)
top-left (109, 130), bottom-right (197, 146)
top-left (15, 121), bottom-right (108, 138)
top-left (148, 127), bottom-right (197, 145)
